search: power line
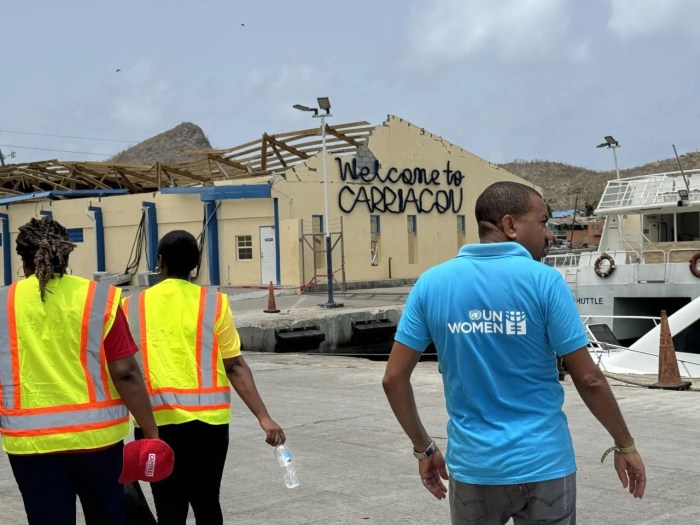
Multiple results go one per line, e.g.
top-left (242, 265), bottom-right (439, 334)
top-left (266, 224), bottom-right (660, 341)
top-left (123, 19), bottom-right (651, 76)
top-left (0, 129), bottom-right (135, 143)
top-left (0, 143), bottom-right (113, 157)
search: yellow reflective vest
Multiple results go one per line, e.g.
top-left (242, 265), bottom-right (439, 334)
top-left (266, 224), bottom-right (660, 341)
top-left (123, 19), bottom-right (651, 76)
top-left (122, 279), bottom-right (232, 427)
top-left (0, 275), bottom-right (129, 454)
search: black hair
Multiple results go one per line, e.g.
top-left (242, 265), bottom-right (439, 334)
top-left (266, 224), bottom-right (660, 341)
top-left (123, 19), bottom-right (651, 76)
top-left (15, 216), bottom-right (76, 301)
top-left (157, 230), bottom-right (200, 279)
top-left (475, 181), bottom-right (542, 237)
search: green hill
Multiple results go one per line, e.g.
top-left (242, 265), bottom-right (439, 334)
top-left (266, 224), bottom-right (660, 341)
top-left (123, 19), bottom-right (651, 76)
top-left (500, 151), bottom-right (700, 212)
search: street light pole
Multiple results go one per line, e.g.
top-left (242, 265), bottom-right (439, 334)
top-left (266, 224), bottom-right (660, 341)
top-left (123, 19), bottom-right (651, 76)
top-left (570, 191), bottom-right (580, 248)
top-left (318, 111), bottom-right (338, 308)
top-left (611, 145), bottom-right (620, 180)
top-left (596, 135), bottom-right (621, 179)
top-left (293, 97), bottom-right (343, 309)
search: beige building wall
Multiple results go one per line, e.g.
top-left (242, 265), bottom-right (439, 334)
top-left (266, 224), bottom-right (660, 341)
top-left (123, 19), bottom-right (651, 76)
top-left (272, 115), bottom-right (532, 283)
top-left (1, 192), bottom-right (209, 284)
top-left (0, 115), bottom-right (536, 288)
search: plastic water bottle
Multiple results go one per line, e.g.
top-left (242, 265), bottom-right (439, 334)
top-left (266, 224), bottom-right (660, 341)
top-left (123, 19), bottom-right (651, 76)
top-left (274, 444), bottom-right (300, 488)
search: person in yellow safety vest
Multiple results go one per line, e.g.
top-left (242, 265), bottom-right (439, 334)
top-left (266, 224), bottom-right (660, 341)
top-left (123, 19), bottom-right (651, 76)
top-left (0, 216), bottom-right (160, 525)
top-left (122, 230), bottom-right (286, 525)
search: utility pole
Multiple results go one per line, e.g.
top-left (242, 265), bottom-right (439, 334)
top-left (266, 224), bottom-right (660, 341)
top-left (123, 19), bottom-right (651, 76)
top-left (0, 147), bottom-right (16, 166)
top-left (570, 191), bottom-right (581, 248)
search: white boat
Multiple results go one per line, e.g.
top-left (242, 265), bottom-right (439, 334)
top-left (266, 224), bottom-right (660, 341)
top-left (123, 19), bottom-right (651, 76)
top-left (584, 304), bottom-right (700, 377)
top-left (544, 168), bottom-right (700, 364)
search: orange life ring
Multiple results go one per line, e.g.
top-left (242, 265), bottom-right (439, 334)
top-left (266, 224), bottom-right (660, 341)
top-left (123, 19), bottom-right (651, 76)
top-left (689, 253), bottom-right (700, 278)
top-left (594, 253), bottom-right (615, 278)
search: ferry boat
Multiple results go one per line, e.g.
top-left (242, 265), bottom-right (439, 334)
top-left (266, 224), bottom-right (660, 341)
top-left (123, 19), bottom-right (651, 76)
top-left (544, 168), bottom-right (700, 354)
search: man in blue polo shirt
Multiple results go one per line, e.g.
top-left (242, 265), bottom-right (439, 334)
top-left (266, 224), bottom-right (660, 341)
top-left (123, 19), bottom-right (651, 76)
top-left (383, 181), bottom-right (645, 524)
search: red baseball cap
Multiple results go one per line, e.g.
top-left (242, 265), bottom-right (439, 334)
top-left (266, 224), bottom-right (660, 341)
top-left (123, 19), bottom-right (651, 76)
top-left (119, 438), bottom-right (175, 484)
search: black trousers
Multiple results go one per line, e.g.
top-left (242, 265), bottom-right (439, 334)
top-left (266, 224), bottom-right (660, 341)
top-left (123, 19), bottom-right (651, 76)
top-left (136, 421), bottom-right (230, 525)
top-left (9, 442), bottom-right (125, 525)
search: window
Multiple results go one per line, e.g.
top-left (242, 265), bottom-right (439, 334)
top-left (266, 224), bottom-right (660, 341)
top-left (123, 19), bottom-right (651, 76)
top-left (312, 215), bottom-right (324, 234)
top-left (370, 215), bottom-right (381, 266)
top-left (370, 215), bottom-right (381, 235)
top-left (407, 215), bottom-right (417, 264)
top-left (311, 215), bottom-right (325, 269)
top-left (236, 235), bottom-right (253, 260)
top-left (67, 228), bottom-right (84, 243)
top-left (457, 214), bottom-right (466, 249)
top-left (407, 215), bottom-right (417, 234)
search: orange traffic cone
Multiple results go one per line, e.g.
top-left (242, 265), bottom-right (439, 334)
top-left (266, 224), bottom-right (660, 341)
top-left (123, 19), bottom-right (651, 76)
top-left (263, 281), bottom-right (280, 314)
top-left (649, 310), bottom-right (692, 390)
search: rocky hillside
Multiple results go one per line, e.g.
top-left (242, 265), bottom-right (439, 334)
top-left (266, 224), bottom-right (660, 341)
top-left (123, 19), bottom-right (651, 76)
top-left (501, 150), bottom-right (700, 211)
top-left (110, 122), bottom-right (211, 164)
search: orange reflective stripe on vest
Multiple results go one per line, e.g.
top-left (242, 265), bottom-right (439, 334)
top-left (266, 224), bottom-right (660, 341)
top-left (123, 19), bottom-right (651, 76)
top-left (0, 285), bottom-right (18, 410)
top-left (83, 281), bottom-right (114, 403)
top-left (0, 280), bottom-right (128, 437)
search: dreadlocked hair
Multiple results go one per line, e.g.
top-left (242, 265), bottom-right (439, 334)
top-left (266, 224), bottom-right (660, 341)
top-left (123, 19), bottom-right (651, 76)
top-left (16, 217), bottom-right (76, 302)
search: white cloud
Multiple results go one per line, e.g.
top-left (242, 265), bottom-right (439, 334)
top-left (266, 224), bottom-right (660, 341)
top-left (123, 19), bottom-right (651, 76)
top-left (609, 0), bottom-right (700, 39)
top-left (408, 0), bottom-right (575, 64)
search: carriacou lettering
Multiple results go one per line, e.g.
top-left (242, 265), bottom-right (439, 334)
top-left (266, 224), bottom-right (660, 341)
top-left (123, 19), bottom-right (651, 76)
top-left (335, 158), bottom-right (465, 214)
top-left (338, 186), bottom-right (463, 214)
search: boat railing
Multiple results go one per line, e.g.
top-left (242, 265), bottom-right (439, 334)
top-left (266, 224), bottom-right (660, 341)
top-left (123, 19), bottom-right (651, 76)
top-left (543, 252), bottom-right (580, 268)
top-left (641, 246), bottom-right (700, 264)
top-left (640, 249), bottom-right (666, 264)
top-left (582, 314), bottom-right (660, 327)
top-left (582, 314), bottom-right (700, 377)
top-left (597, 169), bottom-right (700, 211)
top-left (587, 340), bottom-right (700, 377)
top-left (544, 249), bottom-right (639, 268)
top-left (667, 247), bottom-right (700, 264)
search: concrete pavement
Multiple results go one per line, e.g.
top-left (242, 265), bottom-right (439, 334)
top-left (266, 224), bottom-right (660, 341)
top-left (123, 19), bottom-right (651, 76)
top-left (1, 351), bottom-right (699, 524)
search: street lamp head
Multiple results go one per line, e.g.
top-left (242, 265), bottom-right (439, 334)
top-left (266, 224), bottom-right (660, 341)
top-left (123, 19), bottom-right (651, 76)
top-left (596, 135), bottom-right (620, 148)
top-left (293, 104), bottom-right (312, 112)
top-left (317, 96), bottom-right (331, 114)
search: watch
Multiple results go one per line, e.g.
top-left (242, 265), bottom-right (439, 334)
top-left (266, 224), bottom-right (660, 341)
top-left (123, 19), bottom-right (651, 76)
top-left (413, 440), bottom-right (437, 460)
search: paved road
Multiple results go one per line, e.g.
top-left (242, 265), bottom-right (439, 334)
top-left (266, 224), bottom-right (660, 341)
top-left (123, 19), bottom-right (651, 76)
top-left (1, 352), bottom-right (698, 524)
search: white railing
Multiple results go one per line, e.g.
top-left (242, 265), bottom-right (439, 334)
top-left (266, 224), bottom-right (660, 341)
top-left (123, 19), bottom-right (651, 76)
top-left (597, 169), bottom-right (700, 211)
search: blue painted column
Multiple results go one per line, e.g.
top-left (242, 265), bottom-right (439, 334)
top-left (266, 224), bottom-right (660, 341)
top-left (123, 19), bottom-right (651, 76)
top-left (0, 214), bottom-right (10, 285)
top-left (88, 206), bottom-right (106, 272)
top-left (39, 210), bottom-right (53, 218)
top-left (273, 197), bottom-right (281, 285)
top-left (205, 201), bottom-right (220, 286)
top-left (142, 202), bottom-right (158, 272)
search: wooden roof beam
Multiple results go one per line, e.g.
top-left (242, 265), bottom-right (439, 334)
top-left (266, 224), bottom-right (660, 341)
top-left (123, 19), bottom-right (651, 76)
top-left (117, 167), bottom-right (160, 184)
top-left (269, 142), bottom-right (288, 168)
top-left (113, 169), bottom-right (140, 193)
top-left (208, 155), bottom-right (252, 174)
top-left (265, 134), bottom-right (311, 160)
top-left (324, 125), bottom-right (361, 147)
top-left (161, 166), bottom-right (211, 184)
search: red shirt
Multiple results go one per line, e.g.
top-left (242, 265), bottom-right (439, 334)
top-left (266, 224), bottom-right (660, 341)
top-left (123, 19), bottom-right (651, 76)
top-left (104, 306), bottom-right (138, 361)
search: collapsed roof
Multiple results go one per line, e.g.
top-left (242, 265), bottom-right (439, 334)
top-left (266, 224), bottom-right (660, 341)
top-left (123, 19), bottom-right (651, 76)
top-left (0, 121), bottom-right (371, 200)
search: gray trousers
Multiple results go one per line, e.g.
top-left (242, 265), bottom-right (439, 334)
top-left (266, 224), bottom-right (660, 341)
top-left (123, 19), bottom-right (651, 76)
top-left (449, 473), bottom-right (576, 525)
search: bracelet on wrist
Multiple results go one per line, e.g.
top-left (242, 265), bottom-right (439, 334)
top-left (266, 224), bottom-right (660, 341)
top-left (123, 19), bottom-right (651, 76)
top-left (413, 440), bottom-right (437, 460)
top-left (600, 441), bottom-right (636, 463)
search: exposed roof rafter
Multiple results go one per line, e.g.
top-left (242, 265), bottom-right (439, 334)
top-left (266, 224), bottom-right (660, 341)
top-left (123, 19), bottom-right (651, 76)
top-left (0, 121), bottom-right (372, 198)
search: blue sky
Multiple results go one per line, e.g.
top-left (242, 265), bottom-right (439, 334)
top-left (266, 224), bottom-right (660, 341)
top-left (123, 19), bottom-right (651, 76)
top-left (2, 0), bottom-right (699, 171)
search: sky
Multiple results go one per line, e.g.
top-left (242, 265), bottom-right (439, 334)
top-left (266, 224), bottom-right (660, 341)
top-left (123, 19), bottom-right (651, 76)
top-left (2, 0), bottom-right (699, 171)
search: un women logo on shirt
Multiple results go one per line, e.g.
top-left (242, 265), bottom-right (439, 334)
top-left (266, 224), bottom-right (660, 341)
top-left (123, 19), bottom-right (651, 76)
top-left (447, 310), bottom-right (528, 335)
top-left (505, 311), bottom-right (527, 335)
